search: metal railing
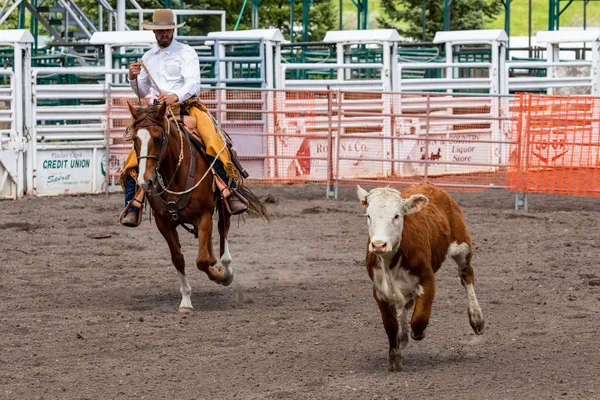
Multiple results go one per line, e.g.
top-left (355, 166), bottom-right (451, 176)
top-left (280, 63), bottom-right (388, 91)
top-left (0, 68), bottom-right (17, 198)
top-left (396, 62), bottom-right (496, 93)
top-left (504, 60), bottom-right (596, 94)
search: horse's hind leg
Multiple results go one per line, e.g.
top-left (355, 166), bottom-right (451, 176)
top-left (217, 206), bottom-right (233, 286)
top-left (195, 211), bottom-right (231, 285)
top-left (155, 217), bottom-right (193, 312)
top-left (449, 242), bottom-right (485, 335)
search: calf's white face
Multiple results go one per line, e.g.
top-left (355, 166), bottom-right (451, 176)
top-left (357, 186), bottom-right (428, 255)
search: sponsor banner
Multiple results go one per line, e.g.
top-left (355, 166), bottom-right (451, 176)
top-left (311, 137), bottom-right (387, 178)
top-left (274, 134), bottom-right (387, 180)
top-left (395, 132), bottom-right (493, 176)
top-left (36, 149), bottom-right (107, 195)
top-left (523, 126), bottom-right (599, 168)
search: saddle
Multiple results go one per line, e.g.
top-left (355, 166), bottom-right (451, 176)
top-left (176, 119), bottom-right (248, 215)
top-left (178, 115), bottom-right (208, 159)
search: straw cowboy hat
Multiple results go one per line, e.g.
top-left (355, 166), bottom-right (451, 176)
top-left (142, 9), bottom-right (185, 30)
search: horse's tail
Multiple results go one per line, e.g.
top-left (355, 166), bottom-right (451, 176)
top-left (238, 186), bottom-right (271, 222)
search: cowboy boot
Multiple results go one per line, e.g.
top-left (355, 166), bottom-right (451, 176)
top-left (121, 190), bottom-right (144, 227)
top-left (211, 169), bottom-right (248, 215)
top-left (225, 188), bottom-right (249, 215)
top-left (120, 176), bottom-right (145, 227)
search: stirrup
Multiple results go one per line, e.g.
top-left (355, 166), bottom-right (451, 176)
top-left (119, 198), bottom-right (144, 227)
top-left (222, 188), bottom-right (249, 215)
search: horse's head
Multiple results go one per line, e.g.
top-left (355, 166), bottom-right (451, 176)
top-left (127, 102), bottom-right (170, 192)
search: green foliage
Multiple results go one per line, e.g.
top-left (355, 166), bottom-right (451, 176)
top-left (488, 0), bottom-right (600, 36)
top-left (0, 0), bottom-right (335, 42)
top-left (184, 0), bottom-right (336, 41)
top-left (377, 0), bottom-right (503, 41)
top-left (182, 0), bottom-right (244, 34)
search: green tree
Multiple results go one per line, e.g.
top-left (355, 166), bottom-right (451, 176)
top-left (185, 0), bottom-right (335, 41)
top-left (378, 0), bottom-right (503, 41)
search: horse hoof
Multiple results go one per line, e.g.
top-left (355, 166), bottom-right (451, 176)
top-left (179, 307), bottom-right (193, 313)
top-left (388, 350), bottom-right (403, 372)
top-left (470, 318), bottom-right (485, 335)
top-left (220, 273), bottom-right (234, 286)
top-left (469, 309), bottom-right (485, 335)
top-left (398, 331), bottom-right (409, 350)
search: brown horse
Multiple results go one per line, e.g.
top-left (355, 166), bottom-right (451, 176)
top-left (127, 102), bottom-right (269, 312)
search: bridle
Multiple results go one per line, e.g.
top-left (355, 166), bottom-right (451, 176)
top-left (132, 110), bottom-right (182, 194)
top-left (133, 116), bottom-right (170, 165)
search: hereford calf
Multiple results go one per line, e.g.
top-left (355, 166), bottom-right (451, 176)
top-left (357, 183), bottom-right (485, 372)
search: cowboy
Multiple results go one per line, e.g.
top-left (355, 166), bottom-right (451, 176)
top-left (121, 8), bottom-right (248, 227)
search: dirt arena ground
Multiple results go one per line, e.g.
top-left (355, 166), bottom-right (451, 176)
top-left (1, 184), bottom-right (598, 400)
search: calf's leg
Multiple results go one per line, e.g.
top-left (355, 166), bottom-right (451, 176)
top-left (450, 242), bottom-right (485, 335)
top-left (398, 300), bottom-right (412, 350)
top-left (373, 286), bottom-right (402, 372)
top-left (410, 272), bottom-right (435, 340)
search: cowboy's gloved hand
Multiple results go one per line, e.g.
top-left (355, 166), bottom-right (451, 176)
top-left (129, 62), bottom-right (141, 80)
top-left (158, 93), bottom-right (179, 105)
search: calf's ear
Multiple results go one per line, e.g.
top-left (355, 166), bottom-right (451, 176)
top-left (357, 185), bottom-right (369, 207)
top-left (403, 194), bottom-right (428, 215)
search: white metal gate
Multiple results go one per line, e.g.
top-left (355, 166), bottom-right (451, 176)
top-left (0, 68), bottom-right (18, 199)
top-left (29, 67), bottom-right (125, 196)
top-left (0, 30), bottom-right (31, 199)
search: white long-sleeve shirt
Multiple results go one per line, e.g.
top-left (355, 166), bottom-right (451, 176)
top-left (129, 39), bottom-right (200, 102)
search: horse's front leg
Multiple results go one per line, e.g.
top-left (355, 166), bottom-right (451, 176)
top-left (155, 216), bottom-right (193, 312)
top-left (217, 207), bottom-right (233, 286)
top-left (195, 211), bottom-right (232, 285)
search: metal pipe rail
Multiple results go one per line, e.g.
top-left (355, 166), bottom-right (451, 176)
top-left (0, 69), bottom-right (15, 139)
top-left (504, 60), bottom-right (595, 94)
top-left (280, 63), bottom-right (387, 90)
top-left (0, 68), bottom-right (17, 197)
top-left (397, 62), bottom-right (495, 93)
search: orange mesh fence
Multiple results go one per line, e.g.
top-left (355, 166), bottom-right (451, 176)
top-left (507, 93), bottom-right (600, 197)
